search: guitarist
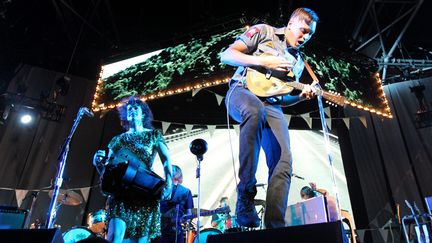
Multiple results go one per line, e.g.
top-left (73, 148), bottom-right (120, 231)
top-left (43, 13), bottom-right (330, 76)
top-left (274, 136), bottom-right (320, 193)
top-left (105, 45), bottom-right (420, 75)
top-left (220, 7), bottom-right (319, 229)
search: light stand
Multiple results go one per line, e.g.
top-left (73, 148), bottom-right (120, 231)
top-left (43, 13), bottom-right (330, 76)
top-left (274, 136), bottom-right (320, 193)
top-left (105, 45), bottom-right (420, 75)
top-left (189, 138), bottom-right (208, 243)
top-left (45, 107), bottom-right (93, 228)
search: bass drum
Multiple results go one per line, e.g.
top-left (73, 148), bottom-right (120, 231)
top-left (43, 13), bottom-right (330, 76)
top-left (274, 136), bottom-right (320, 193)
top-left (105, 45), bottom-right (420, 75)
top-left (63, 226), bottom-right (95, 243)
top-left (193, 228), bottom-right (222, 243)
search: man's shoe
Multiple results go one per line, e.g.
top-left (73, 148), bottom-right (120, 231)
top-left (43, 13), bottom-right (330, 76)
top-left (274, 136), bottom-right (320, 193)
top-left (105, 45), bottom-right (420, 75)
top-left (236, 197), bottom-right (260, 228)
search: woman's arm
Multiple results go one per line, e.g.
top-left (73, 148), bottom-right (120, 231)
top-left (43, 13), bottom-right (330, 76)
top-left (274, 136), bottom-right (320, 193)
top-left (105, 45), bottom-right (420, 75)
top-left (156, 141), bottom-right (173, 200)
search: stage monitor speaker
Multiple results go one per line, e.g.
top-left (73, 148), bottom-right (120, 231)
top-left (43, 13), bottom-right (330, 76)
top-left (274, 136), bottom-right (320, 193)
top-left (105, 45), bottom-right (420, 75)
top-left (0, 228), bottom-right (64, 243)
top-left (0, 206), bottom-right (28, 229)
top-left (207, 221), bottom-right (347, 243)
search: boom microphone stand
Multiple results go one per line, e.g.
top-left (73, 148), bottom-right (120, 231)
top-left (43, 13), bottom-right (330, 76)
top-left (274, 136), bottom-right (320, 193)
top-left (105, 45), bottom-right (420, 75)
top-left (45, 107), bottom-right (93, 228)
top-left (189, 138), bottom-right (208, 243)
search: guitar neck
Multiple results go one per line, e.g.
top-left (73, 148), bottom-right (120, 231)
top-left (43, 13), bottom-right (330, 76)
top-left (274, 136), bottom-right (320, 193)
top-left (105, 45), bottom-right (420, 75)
top-left (183, 207), bottom-right (229, 221)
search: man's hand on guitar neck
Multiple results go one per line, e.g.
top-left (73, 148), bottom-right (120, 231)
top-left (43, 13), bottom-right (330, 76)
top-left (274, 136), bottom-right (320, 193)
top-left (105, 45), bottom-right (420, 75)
top-left (299, 80), bottom-right (319, 100)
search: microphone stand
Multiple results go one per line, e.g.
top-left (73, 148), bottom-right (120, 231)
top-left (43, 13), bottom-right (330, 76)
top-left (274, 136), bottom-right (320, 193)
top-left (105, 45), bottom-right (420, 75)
top-left (195, 154), bottom-right (203, 243)
top-left (45, 107), bottom-right (90, 229)
top-left (316, 88), bottom-right (342, 221)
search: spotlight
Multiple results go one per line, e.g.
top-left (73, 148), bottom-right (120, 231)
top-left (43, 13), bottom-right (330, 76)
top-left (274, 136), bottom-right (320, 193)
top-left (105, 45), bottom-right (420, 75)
top-left (20, 113), bottom-right (33, 124)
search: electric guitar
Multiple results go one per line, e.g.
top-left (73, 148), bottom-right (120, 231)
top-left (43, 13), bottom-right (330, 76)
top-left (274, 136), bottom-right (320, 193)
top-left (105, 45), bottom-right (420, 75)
top-left (245, 67), bottom-right (348, 107)
top-left (182, 206), bottom-right (231, 222)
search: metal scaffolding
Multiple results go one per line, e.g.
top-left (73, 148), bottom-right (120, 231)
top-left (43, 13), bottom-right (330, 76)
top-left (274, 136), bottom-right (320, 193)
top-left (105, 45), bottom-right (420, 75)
top-left (351, 0), bottom-right (430, 82)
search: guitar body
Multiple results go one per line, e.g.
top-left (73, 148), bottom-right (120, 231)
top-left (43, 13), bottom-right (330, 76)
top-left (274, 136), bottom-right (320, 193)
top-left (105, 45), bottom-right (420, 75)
top-left (245, 67), bottom-right (347, 106)
top-left (246, 68), bottom-right (295, 97)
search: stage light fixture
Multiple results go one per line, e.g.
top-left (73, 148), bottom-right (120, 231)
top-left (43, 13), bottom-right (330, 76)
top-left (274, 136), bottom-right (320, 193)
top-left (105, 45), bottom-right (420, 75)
top-left (20, 113), bottom-right (33, 124)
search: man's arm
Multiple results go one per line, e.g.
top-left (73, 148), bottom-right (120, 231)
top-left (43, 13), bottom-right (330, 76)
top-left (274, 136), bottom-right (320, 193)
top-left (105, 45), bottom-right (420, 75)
top-left (220, 40), bottom-right (292, 72)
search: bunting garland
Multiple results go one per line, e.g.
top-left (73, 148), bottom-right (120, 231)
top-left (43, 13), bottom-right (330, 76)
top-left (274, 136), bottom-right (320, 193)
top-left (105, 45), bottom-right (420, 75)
top-left (0, 184), bottom-right (100, 207)
top-left (162, 121), bottom-right (171, 135)
top-left (15, 189), bottom-right (28, 208)
top-left (300, 113), bottom-right (313, 129)
top-left (207, 125), bottom-right (216, 137)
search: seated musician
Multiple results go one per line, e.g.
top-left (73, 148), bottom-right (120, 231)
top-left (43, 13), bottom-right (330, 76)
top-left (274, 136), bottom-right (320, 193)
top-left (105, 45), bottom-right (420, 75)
top-left (157, 165), bottom-right (194, 243)
top-left (300, 182), bottom-right (339, 222)
top-left (92, 96), bottom-right (173, 243)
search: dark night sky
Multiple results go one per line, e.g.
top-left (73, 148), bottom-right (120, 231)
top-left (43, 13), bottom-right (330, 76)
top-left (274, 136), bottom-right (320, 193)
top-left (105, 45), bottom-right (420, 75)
top-left (1, 0), bottom-right (431, 85)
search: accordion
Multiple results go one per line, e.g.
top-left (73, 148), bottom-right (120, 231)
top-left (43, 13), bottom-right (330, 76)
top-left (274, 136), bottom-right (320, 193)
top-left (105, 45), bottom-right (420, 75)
top-left (101, 161), bottom-right (166, 200)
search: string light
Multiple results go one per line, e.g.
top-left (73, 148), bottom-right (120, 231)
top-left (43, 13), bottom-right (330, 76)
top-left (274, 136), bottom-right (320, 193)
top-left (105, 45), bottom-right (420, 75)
top-left (91, 77), bottom-right (231, 112)
top-left (91, 71), bottom-right (393, 119)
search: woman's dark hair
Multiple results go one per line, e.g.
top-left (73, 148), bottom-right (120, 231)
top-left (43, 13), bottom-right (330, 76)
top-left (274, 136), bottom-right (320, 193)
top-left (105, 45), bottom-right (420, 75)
top-left (117, 96), bottom-right (153, 130)
top-left (300, 186), bottom-right (317, 199)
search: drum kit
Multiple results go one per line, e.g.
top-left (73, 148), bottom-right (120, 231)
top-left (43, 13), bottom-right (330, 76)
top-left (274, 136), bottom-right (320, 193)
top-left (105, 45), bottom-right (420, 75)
top-left (34, 189), bottom-right (109, 243)
top-left (37, 188), bottom-right (266, 243)
top-left (181, 200), bottom-right (266, 243)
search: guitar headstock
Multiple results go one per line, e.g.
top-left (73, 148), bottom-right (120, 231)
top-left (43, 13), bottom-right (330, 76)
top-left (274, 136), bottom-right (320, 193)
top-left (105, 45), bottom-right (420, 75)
top-left (322, 90), bottom-right (348, 107)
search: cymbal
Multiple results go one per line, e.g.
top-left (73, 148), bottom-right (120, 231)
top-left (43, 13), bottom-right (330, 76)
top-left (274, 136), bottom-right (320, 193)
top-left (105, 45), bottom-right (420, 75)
top-left (254, 199), bottom-right (266, 206)
top-left (48, 189), bottom-right (83, 206)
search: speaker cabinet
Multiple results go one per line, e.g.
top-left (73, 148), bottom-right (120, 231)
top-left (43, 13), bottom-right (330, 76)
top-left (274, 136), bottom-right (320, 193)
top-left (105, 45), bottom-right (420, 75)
top-left (0, 228), bottom-right (64, 243)
top-left (0, 206), bottom-right (28, 229)
top-left (207, 221), bottom-right (347, 243)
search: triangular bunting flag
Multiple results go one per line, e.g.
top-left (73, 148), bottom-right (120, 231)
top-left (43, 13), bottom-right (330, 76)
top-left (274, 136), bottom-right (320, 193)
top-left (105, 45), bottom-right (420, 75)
top-left (284, 114), bottom-right (292, 127)
top-left (379, 229), bottom-right (389, 242)
top-left (185, 124), bottom-right (193, 134)
top-left (215, 93), bottom-right (224, 106)
top-left (324, 107), bottom-right (331, 118)
top-left (192, 88), bottom-right (202, 97)
top-left (15, 189), bottom-right (28, 208)
top-left (300, 114), bottom-right (312, 129)
top-left (207, 125), bottom-right (216, 137)
top-left (343, 118), bottom-right (350, 129)
top-left (80, 187), bottom-right (91, 203)
top-left (233, 125), bottom-right (240, 136)
top-left (359, 116), bottom-right (367, 128)
top-left (325, 118), bottom-right (332, 130)
top-left (161, 121), bottom-right (171, 135)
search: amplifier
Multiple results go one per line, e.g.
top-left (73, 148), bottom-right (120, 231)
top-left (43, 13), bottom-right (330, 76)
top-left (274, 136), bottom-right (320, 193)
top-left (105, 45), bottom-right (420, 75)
top-left (0, 206), bottom-right (28, 229)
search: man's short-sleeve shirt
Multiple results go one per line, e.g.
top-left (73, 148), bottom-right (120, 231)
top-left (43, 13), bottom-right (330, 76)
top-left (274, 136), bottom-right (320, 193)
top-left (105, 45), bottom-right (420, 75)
top-left (230, 24), bottom-right (305, 83)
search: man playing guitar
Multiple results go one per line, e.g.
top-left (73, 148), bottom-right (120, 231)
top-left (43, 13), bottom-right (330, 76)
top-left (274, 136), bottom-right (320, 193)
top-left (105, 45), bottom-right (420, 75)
top-left (220, 7), bottom-right (319, 229)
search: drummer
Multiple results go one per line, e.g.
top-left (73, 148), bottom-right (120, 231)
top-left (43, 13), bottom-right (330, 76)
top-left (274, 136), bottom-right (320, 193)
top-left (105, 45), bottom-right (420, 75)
top-left (211, 197), bottom-right (235, 233)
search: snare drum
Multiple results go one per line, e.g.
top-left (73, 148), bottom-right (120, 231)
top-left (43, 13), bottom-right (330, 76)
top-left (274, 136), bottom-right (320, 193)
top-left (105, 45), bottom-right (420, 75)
top-left (193, 228), bottom-right (222, 243)
top-left (87, 209), bottom-right (107, 234)
top-left (63, 226), bottom-right (95, 243)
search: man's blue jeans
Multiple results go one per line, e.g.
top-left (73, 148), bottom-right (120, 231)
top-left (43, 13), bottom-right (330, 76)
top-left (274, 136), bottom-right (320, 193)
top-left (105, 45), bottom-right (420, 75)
top-left (226, 84), bottom-right (293, 228)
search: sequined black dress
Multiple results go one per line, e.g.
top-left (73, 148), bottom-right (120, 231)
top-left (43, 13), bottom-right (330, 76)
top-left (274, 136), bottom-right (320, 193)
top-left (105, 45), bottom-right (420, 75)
top-left (105, 129), bottom-right (165, 239)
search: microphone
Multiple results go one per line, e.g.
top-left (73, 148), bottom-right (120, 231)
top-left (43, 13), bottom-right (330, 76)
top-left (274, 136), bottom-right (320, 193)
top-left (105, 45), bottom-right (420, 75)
top-left (189, 138), bottom-right (208, 161)
top-left (80, 107), bottom-right (94, 117)
top-left (292, 173), bottom-right (304, 180)
top-left (413, 201), bottom-right (421, 214)
top-left (81, 107), bottom-right (94, 117)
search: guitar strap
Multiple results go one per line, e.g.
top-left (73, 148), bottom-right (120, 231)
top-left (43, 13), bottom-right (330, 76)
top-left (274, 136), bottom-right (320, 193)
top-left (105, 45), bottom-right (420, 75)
top-left (302, 57), bottom-right (320, 83)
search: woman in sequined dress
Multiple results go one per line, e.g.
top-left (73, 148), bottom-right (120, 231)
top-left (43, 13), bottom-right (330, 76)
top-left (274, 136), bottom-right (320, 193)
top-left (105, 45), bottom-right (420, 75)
top-left (93, 96), bottom-right (173, 243)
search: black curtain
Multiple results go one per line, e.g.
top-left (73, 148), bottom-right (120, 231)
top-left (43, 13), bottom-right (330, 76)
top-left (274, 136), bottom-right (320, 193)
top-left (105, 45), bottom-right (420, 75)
top-left (339, 77), bottom-right (432, 241)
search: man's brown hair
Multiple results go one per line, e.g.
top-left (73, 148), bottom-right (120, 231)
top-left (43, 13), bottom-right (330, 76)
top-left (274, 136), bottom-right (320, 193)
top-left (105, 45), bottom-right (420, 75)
top-left (289, 7), bottom-right (319, 24)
